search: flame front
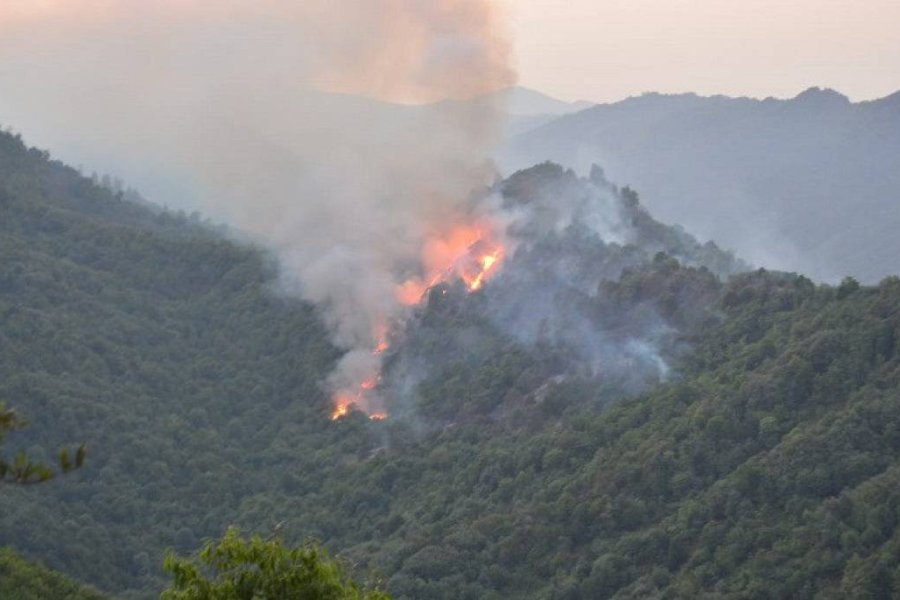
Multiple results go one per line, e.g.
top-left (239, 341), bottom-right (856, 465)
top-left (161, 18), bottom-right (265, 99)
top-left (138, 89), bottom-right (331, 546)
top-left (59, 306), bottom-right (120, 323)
top-left (330, 400), bottom-right (351, 421)
top-left (332, 219), bottom-right (506, 421)
top-left (331, 376), bottom-right (380, 421)
top-left (462, 246), bottom-right (504, 292)
top-left (330, 326), bottom-right (389, 421)
top-left (396, 221), bottom-right (505, 305)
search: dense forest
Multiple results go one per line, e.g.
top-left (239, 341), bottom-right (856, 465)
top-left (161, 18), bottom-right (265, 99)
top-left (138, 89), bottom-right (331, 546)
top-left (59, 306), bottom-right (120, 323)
top-left (3, 127), bottom-right (900, 599)
top-left (0, 547), bottom-right (106, 600)
top-left (0, 128), bottom-right (341, 596)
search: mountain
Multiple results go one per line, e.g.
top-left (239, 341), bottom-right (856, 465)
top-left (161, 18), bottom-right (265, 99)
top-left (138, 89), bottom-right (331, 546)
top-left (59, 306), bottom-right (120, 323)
top-left (502, 87), bottom-right (900, 284)
top-left (0, 129), bottom-right (340, 595)
top-left (3, 127), bottom-right (900, 599)
top-left (314, 269), bottom-right (900, 600)
top-left (470, 86), bottom-right (596, 138)
top-left (379, 162), bottom-right (743, 422)
top-left (490, 86), bottom-right (594, 117)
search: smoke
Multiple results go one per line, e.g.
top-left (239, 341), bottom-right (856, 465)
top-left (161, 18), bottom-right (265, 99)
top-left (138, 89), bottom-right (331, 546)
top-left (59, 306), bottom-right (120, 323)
top-left (0, 1), bottom-right (516, 410)
top-left (379, 163), bottom-right (738, 424)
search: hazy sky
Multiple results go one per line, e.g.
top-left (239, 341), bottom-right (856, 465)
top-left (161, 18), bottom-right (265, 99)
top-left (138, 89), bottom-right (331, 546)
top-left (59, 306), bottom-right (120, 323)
top-left (510, 0), bottom-right (900, 103)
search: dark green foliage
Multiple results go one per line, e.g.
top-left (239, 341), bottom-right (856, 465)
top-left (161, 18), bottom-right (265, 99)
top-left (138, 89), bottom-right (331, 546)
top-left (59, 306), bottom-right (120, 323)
top-left (0, 547), bottom-right (107, 600)
top-left (0, 129), bottom-right (344, 596)
top-left (4, 128), bottom-right (900, 599)
top-left (161, 528), bottom-right (389, 600)
top-left (0, 402), bottom-right (85, 484)
top-left (284, 270), bottom-right (900, 599)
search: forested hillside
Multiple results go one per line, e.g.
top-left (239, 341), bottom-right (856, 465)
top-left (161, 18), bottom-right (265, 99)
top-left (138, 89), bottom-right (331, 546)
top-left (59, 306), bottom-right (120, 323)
top-left (0, 548), bottom-right (107, 600)
top-left (3, 127), bottom-right (900, 599)
top-left (316, 270), bottom-right (900, 599)
top-left (0, 128), bottom-right (343, 596)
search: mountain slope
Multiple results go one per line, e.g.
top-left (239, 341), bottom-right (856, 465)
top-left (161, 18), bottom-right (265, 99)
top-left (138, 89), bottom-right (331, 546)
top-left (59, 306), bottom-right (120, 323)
top-left (0, 129), bottom-right (734, 597)
top-left (276, 270), bottom-right (900, 599)
top-left (498, 86), bottom-right (595, 137)
top-left (0, 129), bottom-right (343, 596)
top-left (489, 86), bottom-right (594, 117)
top-left (503, 88), bottom-right (900, 283)
top-left (3, 128), bottom-right (900, 600)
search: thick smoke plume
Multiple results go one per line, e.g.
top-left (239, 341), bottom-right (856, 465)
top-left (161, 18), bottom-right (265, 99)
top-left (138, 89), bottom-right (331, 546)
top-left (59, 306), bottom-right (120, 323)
top-left (0, 1), bottom-right (516, 413)
top-left (381, 164), bottom-right (739, 424)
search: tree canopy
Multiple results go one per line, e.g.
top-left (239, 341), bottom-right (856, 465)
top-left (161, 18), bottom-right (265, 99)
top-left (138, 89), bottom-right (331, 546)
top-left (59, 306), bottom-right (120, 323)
top-left (161, 528), bottom-right (389, 600)
top-left (0, 402), bottom-right (84, 485)
top-left (4, 127), bottom-right (900, 598)
top-left (0, 547), bottom-right (107, 600)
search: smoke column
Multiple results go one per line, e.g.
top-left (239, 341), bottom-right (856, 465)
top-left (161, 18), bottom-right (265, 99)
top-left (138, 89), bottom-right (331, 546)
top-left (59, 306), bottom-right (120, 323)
top-left (0, 1), bottom-right (516, 413)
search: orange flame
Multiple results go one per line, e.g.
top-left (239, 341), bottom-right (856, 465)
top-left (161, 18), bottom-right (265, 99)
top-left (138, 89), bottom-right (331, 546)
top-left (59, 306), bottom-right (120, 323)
top-left (461, 245), bottom-right (504, 292)
top-left (396, 221), bottom-right (505, 305)
top-left (330, 400), bottom-right (351, 421)
top-left (372, 322), bottom-right (390, 354)
top-left (331, 323), bottom-right (390, 421)
top-left (333, 219), bottom-right (506, 421)
top-left (331, 323), bottom-right (389, 421)
top-left (331, 376), bottom-right (383, 421)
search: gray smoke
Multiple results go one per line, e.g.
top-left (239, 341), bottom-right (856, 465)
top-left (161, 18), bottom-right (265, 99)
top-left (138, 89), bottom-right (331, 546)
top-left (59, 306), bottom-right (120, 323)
top-left (381, 164), bottom-right (737, 421)
top-left (0, 1), bottom-right (516, 410)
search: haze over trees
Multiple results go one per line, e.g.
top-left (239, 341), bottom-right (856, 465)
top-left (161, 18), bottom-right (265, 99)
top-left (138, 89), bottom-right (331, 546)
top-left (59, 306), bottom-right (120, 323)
top-left (4, 125), bottom-right (900, 598)
top-left (503, 87), bottom-right (900, 284)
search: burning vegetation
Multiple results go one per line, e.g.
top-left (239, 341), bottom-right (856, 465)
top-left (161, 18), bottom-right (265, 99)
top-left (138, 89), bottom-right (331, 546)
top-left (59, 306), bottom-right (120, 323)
top-left (0, 0), bottom-right (517, 429)
top-left (331, 163), bottom-right (744, 424)
top-left (331, 220), bottom-right (507, 420)
top-left (396, 222), bottom-right (506, 306)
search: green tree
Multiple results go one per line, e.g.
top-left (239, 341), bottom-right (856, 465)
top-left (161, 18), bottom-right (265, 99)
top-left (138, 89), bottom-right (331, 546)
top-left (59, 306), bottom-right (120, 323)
top-left (0, 547), bottom-right (108, 600)
top-left (0, 402), bottom-right (85, 484)
top-left (161, 528), bottom-right (390, 600)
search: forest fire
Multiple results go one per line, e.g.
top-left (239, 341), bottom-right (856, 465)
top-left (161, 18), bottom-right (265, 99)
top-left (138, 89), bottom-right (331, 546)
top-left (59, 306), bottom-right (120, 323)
top-left (331, 220), bottom-right (506, 421)
top-left (330, 377), bottom-right (379, 421)
top-left (396, 222), bottom-right (506, 306)
top-left (330, 402), bottom-right (350, 421)
top-left (330, 325), bottom-right (390, 421)
top-left (462, 245), bottom-right (504, 292)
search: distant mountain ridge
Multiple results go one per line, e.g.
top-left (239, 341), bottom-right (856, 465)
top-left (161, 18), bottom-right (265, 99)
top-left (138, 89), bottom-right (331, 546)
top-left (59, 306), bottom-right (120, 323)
top-left (488, 86), bottom-right (594, 117)
top-left (502, 87), bottom-right (900, 283)
top-left (492, 86), bottom-right (595, 137)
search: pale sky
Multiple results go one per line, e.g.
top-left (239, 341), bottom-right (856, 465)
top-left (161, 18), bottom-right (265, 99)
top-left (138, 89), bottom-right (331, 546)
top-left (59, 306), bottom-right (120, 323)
top-left (510, 0), bottom-right (900, 103)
